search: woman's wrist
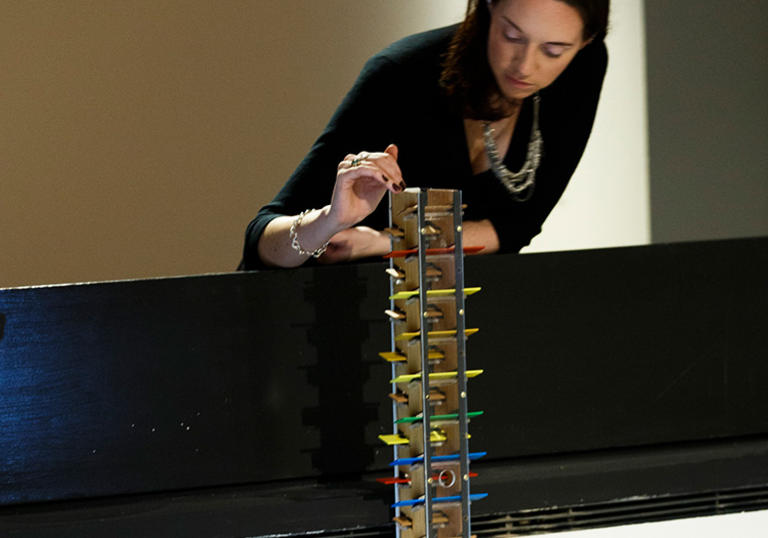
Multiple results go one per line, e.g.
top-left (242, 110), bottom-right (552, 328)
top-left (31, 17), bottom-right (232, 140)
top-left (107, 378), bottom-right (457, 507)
top-left (289, 210), bottom-right (331, 258)
top-left (324, 202), bottom-right (362, 235)
top-left (289, 205), bottom-right (348, 256)
top-left (314, 205), bottom-right (349, 237)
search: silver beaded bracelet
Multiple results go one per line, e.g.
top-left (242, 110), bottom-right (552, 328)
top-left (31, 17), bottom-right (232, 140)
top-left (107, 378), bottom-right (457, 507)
top-left (289, 209), bottom-right (330, 258)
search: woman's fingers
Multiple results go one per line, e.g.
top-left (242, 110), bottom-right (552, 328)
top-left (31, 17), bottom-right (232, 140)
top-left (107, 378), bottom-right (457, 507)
top-left (337, 153), bottom-right (359, 170)
top-left (338, 162), bottom-right (402, 193)
top-left (369, 146), bottom-right (405, 189)
top-left (338, 163), bottom-right (403, 194)
top-left (335, 144), bottom-right (406, 201)
top-left (330, 145), bottom-right (406, 229)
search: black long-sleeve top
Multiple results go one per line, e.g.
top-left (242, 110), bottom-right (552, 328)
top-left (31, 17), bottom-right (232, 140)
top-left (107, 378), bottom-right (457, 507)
top-left (240, 25), bottom-right (607, 270)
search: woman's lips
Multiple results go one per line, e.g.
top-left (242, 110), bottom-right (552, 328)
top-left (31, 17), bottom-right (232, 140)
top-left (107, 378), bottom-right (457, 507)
top-left (505, 74), bottom-right (534, 89)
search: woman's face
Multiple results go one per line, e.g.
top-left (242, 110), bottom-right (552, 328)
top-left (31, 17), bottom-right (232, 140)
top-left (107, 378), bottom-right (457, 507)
top-left (487, 0), bottom-right (589, 100)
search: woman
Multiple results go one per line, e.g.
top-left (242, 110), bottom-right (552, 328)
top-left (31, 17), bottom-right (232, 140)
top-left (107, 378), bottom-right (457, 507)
top-left (240, 0), bottom-right (609, 269)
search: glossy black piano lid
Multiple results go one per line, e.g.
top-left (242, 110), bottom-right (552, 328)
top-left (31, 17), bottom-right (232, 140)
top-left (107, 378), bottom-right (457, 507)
top-left (0, 237), bottom-right (767, 515)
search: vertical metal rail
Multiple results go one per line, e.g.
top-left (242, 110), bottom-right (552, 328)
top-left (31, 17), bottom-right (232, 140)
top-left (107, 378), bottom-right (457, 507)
top-left (453, 191), bottom-right (471, 538)
top-left (387, 192), bottom-right (401, 538)
top-left (417, 189), bottom-right (434, 538)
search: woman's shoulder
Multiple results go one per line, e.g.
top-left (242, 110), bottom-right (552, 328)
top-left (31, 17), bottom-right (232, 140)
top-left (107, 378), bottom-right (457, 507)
top-left (563, 39), bottom-right (608, 82)
top-left (578, 39), bottom-right (608, 71)
top-left (543, 38), bottom-right (607, 103)
top-left (373, 24), bottom-right (459, 67)
top-left (352, 24), bottom-right (459, 95)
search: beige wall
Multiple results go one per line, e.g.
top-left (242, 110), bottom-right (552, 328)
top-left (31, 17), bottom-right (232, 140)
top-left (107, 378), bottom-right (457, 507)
top-left (1, 1), bottom-right (465, 287)
top-left (1, 1), bottom-right (648, 288)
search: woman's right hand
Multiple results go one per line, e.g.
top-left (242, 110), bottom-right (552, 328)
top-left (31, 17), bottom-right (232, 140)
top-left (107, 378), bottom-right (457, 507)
top-left (328, 144), bottom-right (405, 231)
top-left (255, 144), bottom-right (404, 268)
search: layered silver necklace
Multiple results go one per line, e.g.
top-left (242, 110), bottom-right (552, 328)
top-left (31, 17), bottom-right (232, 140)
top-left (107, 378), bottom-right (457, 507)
top-left (482, 93), bottom-right (542, 201)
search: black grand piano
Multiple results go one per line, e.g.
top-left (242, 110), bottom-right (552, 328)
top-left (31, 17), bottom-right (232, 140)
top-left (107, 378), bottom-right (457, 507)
top-left (1, 237), bottom-right (767, 537)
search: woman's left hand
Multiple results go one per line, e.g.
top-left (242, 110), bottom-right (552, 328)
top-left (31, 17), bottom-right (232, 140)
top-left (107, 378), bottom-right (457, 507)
top-left (318, 226), bottom-right (391, 264)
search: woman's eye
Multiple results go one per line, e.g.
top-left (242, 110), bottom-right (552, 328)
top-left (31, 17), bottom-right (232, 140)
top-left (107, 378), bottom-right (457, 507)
top-left (502, 24), bottom-right (525, 43)
top-left (543, 45), bottom-right (565, 58)
top-left (504, 32), bottom-right (525, 43)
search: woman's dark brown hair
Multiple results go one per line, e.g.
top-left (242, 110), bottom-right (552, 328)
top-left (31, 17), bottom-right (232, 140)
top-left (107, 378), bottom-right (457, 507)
top-left (440, 0), bottom-right (610, 120)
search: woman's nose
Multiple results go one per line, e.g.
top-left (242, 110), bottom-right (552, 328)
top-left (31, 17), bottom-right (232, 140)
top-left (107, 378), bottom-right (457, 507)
top-left (513, 43), bottom-right (535, 78)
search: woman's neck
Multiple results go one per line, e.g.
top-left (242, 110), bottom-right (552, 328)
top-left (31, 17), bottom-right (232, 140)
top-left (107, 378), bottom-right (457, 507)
top-left (464, 107), bottom-right (521, 175)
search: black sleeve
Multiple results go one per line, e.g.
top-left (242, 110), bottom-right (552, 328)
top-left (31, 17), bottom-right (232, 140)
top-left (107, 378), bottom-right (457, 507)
top-left (239, 55), bottom-right (403, 270)
top-left (490, 40), bottom-right (609, 254)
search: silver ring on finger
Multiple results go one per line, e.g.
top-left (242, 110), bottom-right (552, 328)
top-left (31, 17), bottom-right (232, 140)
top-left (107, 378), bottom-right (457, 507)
top-left (350, 158), bottom-right (362, 167)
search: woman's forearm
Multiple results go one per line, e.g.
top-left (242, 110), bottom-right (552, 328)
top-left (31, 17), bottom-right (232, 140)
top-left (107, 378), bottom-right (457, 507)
top-left (258, 215), bottom-right (497, 268)
top-left (257, 206), bottom-right (343, 268)
top-left (462, 219), bottom-right (500, 254)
